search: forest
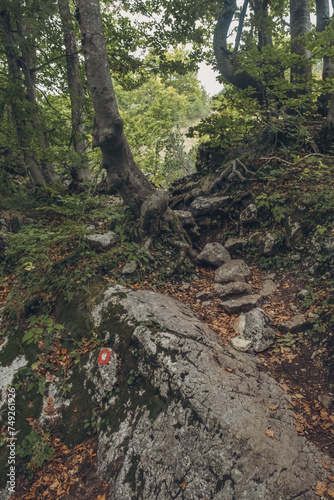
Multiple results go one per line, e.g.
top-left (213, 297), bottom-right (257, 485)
top-left (1, 0), bottom-right (334, 498)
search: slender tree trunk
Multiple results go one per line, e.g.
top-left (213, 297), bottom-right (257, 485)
top-left (76, 0), bottom-right (169, 231)
top-left (290, 0), bottom-right (312, 85)
top-left (18, 21), bottom-right (59, 183)
top-left (58, 0), bottom-right (91, 182)
top-left (0, 10), bottom-right (46, 185)
top-left (213, 0), bottom-right (263, 102)
top-left (316, 0), bottom-right (334, 114)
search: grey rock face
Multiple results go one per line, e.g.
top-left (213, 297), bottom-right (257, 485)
top-left (190, 195), bottom-right (231, 216)
top-left (197, 242), bottom-right (231, 267)
top-left (285, 216), bottom-right (304, 247)
top-left (240, 203), bottom-right (257, 223)
top-left (279, 314), bottom-right (309, 334)
top-left (84, 231), bottom-right (118, 252)
top-left (214, 259), bottom-right (251, 284)
top-left (221, 294), bottom-right (263, 314)
top-left (263, 232), bottom-right (282, 256)
top-left (122, 260), bottom-right (137, 276)
top-left (233, 308), bottom-right (276, 352)
top-left (214, 281), bottom-right (253, 299)
top-left (86, 287), bottom-right (329, 499)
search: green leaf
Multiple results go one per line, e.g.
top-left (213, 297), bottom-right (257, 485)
top-left (54, 324), bottom-right (65, 330)
top-left (27, 382), bottom-right (34, 392)
top-left (22, 331), bottom-right (35, 343)
top-left (38, 378), bottom-right (46, 395)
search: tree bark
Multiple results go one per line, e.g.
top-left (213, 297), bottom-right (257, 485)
top-left (0, 9), bottom-right (46, 185)
top-left (76, 0), bottom-right (169, 230)
top-left (58, 0), bottom-right (91, 182)
top-left (213, 0), bottom-right (263, 101)
top-left (316, 0), bottom-right (334, 114)
top-left (290, 0), bottom-right (312, 85)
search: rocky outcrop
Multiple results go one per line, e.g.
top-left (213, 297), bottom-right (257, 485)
top-left (190, 195), bottom-right (231, 216)
top-left (86, 288), bottom-right (329, 498)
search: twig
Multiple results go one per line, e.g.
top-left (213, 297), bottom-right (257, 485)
top-left (260, 153), bottom-right (334, 167)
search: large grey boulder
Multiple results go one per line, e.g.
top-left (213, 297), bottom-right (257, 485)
top-left (214, 281), bottom-right (253, 299)
top-left (85, 288), bottom-right (329, 499)
top-left (84, 231), bottom-right (118, 252)
top-left (197, 242), bottom-right (231, 267)
top-left (190, 195), bottom-right (231, 216)
top-left (221, 294), bottom-right (263, 314)
top-left (215, 259), bottom-right (251, 284)
top-left (233, 308), bottom-right (276, 352)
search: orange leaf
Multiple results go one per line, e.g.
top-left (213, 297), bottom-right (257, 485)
top-left (61, 348), bottom-right (67, 355)
top-left (268, 404), bottom-right (279, 411)
top-left (182, 481), bottom-right (187, 490)
top-left (265, 430), bottom-right (275, 438)
top-left (280, 383), bottom-right (289, 392)
top-left (322, 461), bottom-right (332, 470)
top-left (328, 487), bottom-right (334, 499)
top-left (315, 481), bottom-right (327, 496)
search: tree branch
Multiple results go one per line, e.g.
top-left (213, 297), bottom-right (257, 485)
top-left (32, 51), bottom-right (81, 73)
top-left (234, 0), bottom-right (249, 52)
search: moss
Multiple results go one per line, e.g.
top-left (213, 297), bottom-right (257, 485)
top-left (0, 330), bottom-right (40, 367)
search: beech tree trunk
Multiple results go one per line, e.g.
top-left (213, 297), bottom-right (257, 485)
top-left (76, 0), bottom-right (169, 229)
top-left (58, 0), bottom-right (91, 182)
top-left (316, 0), bottom-right (334, 114)
top-left (213, 0), bottom-right (263, 102)
top-left (290, 0), bottom-right (312, 85)
top-left (0, 10), bottom-right (46, 185)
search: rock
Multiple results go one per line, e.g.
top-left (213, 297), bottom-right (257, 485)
top-left (214, 259), bottom-right (251, 284)
top-left (214, 281), bottom-right (253, 299)
top-left (224, 237), bottom-right (246, 254)
top-left (285, 216), bottom-right (304, 247)
top-left (279, 314), bottom-right (309, 334)
top-left (308, 312), bottom-right (319, 319)
top-left (86, 287), bottom-right (329, 499)
top-left (230, 336), bottom-right (252, 352)
top-left (221, 294), bottom-right (263, 314)
top-left (248, 231), bottom-right (264, 247)
top-left (122, 260), bottom-right (138, 276)
top-left (297, 289), bottom-right (308, 300)
top-left (190, 195), bottom-right (231, 216)
top-left (196, 290), bottom-right (212, 301)
top-left (0, 219), bottom-right (8, 234)
top-left (174, 210), bottom-right (200, 238)
top-left (234, 308), bottom-right (276, 352)
top-left (240, 203), bottom-right (257, 223)
top-left (181, 283), bottom-right (190, 290)
top-left (84, 231), bottom-right (118, 252)
top-left (318, 394), bottom-right (334, 409)
top-left (0, 355), bottom-right (28, 409)
top-left (86, 224), bottom-right (96, 230)
top-left (260, 279), bottom-right (277, 297)
top-left (197, 242), bottom-right (231, 267)
top-left (263, 232), bottom-right (283, 256)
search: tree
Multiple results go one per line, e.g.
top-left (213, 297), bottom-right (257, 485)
top-left (76, 0), bottom-right (171, 234)
top-left (58, 0), bottom-right (91, 182)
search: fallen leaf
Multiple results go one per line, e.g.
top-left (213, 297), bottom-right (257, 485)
top-left (328, 476), bottom-right (334, 482)
top-left (265, 430), bottom-right (275, 438)
top-left (315, 481), bottom-right (327, 496)
top-left (97, 496), bottom-right (106, 500)
top-left (268, 404), bottom-right (279, 411)
top-left (322, 461), bottom-right (332, 470)
top-left (182, 481), bottom-right (187, 490)
top-left (328, 487), bottom-right (334, 499)
top-left (280, 383), bottom-right (289, 392)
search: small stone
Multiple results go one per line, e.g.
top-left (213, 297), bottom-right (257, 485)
top-left (240, 203), bottom-right (257, 223)
top-left (122, 260), bottom-right (137, 276)
top-left (214, 282), bottom-right (252, 299)
top-left (279, 314), bottom-right (309, 334)
top-left (230, 336), bottom-right (253, 352)
top-left (202, 301), bottom-right (213, 307)
top-left (87, 225), bottom-right (96, 230)
top-left (84, 231), bottom-right (118, 252)
top-left (214, 260), bottom-right (251, 284)
top-left (182, 283), bottom-right (190, 290)
top-left (197, 242), bottom-right (231, 268)
top-left (263, 232), bottom-right (283, 256)
top-left (308, 312), bottom-right (319, 319)
top-left (196, 290), bottom-right (212, 301)
top-left (260, 280), bottom-right (277, 297)
top-left (221, 294), bottom-right (263, 314)
top-left (297, 289), bottom-right (308, 300)
top-left (318, 394), bottom-right (334, 409)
